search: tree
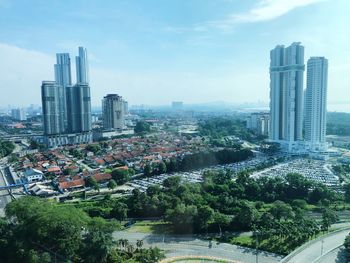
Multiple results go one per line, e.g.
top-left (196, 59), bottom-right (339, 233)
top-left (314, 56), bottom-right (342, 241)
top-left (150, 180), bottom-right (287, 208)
top-left (134, 121), bottom-right (151, 133)
top-left (136, 239), bottom-right (143, 250)
top-left (195, 205), bottom-right (214, 232)
top-left (111, 169), bottom-right (131, 185)
top-left (85, 176), bottom-right (100, 193)
top-left (157, 161), bottom-right (167, 174)
top-left (344, 235), bottom-right (350, 252)
top-left (270, 201), bottom-right (294, 221)
top-left (143, 164), bottom-right (152, 177)
top-left (107, 179), bottom-right (117, 190)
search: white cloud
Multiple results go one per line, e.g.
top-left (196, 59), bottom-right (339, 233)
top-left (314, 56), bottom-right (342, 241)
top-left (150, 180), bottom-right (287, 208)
top-left (170, 0), bottom-right (326, 33)
top-left (0, 43), bottom-right (54, 107)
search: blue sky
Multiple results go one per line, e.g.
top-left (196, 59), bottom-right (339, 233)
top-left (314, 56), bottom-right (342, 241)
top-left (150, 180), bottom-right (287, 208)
top-left (0, 0), bottom-right (349, 107)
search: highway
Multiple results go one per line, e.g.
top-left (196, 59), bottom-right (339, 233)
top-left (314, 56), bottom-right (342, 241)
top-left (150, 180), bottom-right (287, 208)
top-left (113, 231), bottom-right (282, 263)
top-left (281, 228), bottom-right (350, 263)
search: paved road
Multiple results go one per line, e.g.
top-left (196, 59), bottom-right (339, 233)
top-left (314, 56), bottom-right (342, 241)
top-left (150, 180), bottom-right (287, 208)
top-left (314, 246), bottom-right (348, 263)
top-left (113, 231), bottom-right (282, 263)
top-left (0, 168), bottom-right (12, 217)
top-left (281, 229), bottom-right (350, 263)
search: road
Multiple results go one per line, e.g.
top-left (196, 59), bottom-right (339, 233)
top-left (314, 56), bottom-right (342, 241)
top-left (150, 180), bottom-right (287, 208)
top-left (314, 246), bottom-right (348, 263)
top-left (281, 228), bottom-right (350, 263)
top-left (0, 168), bottom-right (12, 217)
top-left (113, 231), bottom-right (282, 263)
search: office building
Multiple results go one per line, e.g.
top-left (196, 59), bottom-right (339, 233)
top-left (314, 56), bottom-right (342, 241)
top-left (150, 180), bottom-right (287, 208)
top-left (102, 94), bottom-right (126, 130)
top-left (76, 47), bottom-right (89, 84)
top-left (11, 108), bottom-right (26, 121)
top-left (269, 42), bottom-right (305, 151)
top-left (305, 57), bottom-right (328, 151)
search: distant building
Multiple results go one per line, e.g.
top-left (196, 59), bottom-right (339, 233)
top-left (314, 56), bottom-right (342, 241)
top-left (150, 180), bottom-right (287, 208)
top-left (41, 81), bottom-right (65, 135)
top-left (269, 42), bottom-right (305, 152)
top-left (66, 83), bottom-right (92, 133)
top-left (11, 108), bottom-right (26, 121)
top-left (54, 53), bottom-right (72, 131)
top-left (246, 112), bottom-right (270, 136)
top-left (305, 57), bottom-right (328, 151)
top-left (41, 47), bottom-right (92, 148)
top-left (172, 101), bottom-right (183, 110)
top-left (102, 94), bottom-right (126, 130)
top-left (76, 47), bottom-right (89, 84)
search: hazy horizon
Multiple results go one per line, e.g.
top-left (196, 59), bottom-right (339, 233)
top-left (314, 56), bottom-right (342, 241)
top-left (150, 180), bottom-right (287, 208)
top-left (0, 0), bottom-right (349, 107)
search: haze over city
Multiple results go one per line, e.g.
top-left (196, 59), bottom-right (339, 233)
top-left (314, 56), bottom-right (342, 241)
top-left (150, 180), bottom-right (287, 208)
top-left (0, 0), bottom-right (349, 107)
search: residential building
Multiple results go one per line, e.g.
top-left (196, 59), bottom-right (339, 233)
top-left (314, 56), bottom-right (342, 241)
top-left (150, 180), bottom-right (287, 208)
top-left (41, 81), bottom-right (65, 135)
top-left (246, 112), bottom-right (270, 136)
top-left (54, 53), bottom-right (72, 131)
top-left (67, 83), bottom-right (92, 133)
top-left (76, 46), bottom-right (89, 84)
top-left (41, 47), bottom-right (92, 148)
top-left (305, 57), bottom-right (328, 151)
top-left (102, 94), bottom-right (126, 130)
top-left (269, 42), bottom-right (305, 151)
top-left (11, 108), bottom-right (26, 121)
top-left (24, 168), bottom-right (44, 183)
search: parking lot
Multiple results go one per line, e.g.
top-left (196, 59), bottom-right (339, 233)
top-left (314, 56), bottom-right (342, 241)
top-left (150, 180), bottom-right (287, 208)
top-left (251, 158), bottom-right (339, 186)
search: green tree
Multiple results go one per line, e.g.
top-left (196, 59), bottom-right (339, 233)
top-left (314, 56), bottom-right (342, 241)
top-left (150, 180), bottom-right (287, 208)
top-left (143, 164), bottom-right (152, 177)
top-left (107, 179), bottom-right (117, 190)
top-left (111, 169), bottom-right (131, 185)
top-left (134, 121), bottom-right (151, 133)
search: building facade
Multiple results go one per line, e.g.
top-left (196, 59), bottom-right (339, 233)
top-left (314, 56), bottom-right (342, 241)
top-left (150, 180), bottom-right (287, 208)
top-left (76, 47), bottom-right (89, 84)
top-left (102, 94), bottom-right (126, 130)
top-left (11, 108), bottom-right (26, 121)
top-left (305, 57), bottom-right (328, 150)
top-left (41, 81), bottom-right (65, 135)
top-left (269, 42), bottom-right (305, 151)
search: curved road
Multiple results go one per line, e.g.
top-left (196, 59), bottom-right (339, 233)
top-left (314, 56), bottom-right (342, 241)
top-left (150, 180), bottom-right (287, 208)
top-left (281, 228), bottom-right (350, 263)
top-left (113, 231), bottom-right (282, 263)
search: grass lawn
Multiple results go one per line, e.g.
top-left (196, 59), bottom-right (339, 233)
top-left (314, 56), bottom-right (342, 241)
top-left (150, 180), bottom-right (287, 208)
top-left (126, 220), bottom-right (172, 234)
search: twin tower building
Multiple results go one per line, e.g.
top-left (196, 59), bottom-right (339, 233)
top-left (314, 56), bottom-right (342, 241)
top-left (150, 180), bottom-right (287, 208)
top-left (269, 42), bottom-right (328, 153)
top-left (41, 47), bottom-right (92, 147)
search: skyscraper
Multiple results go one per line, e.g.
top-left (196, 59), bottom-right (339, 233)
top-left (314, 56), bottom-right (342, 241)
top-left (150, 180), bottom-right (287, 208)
top-left (102, 94), bottom-right (125, 130)
top-left (269, 42), bottom-right (305, 149)
top-left (54, 53), bottom-right (72, 87)
top-left (41, 47), bottom-right (92, 147)
top-left (305, 57), bottom-right (328, 150)
top-left (41, 81), bottom-right (65, 135)
top-left (76, 47), bottom-right (89, 84)
top-left (54, 53), bottom-right (72, 132)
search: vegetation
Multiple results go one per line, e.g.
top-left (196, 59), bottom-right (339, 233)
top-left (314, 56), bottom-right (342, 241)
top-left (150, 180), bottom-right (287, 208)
top-left (144, 148), bottom-right (253, 176)
top-left (198, 118), bottom-right (253, 141)
top-left (0, 139), bottom-right (15, 158)
top-left (124, 171), bottom-right (339, 254)
top-left (134, 121), bottom-right (151, 133)
top-left (0, 197), bottom-right (164, 263)
top-left (111, 168), bottom-right (134, 185)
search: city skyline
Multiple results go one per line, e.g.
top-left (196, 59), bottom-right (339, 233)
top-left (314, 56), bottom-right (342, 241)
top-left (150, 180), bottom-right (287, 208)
top-left (0, 0), bottom-right (349, 107)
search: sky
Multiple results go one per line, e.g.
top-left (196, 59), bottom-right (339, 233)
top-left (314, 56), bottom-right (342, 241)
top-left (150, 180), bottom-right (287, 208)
top-left (0, 0), bottom-right (349, 107)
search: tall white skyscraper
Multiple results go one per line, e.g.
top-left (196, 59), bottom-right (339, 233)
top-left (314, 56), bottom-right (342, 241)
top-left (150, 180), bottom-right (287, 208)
top-left (76, 47), bottom-right (89, 84)
top-left (305, 57), bottom-right (328, 150)
top-left (269, 42), bottom-right (305, 150)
